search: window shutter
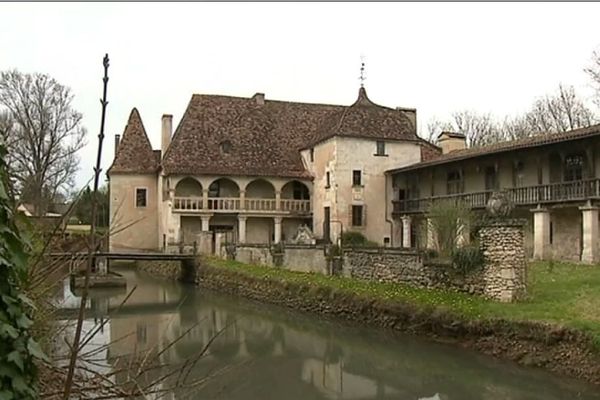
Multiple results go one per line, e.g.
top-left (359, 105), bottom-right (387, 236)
top-left (362, 204), bottom-right (367, 227)
top-left (348, 204), bottom-right (353, 226)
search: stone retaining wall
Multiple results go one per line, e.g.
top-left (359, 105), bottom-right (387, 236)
top-left (233, 244), bottom-right (328, 274)
top-left (136, 259), bottom-right (182, 281)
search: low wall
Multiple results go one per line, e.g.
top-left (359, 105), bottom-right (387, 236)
top-left (343, 249), bottom-right (484, 295)
top-left (233, 244), bottom-right (328, 274)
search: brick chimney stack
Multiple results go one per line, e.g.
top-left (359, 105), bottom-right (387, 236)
top-left (115, 134), bottom-right (120, 155)
top-left (161, 114), bottom-right (173, 157)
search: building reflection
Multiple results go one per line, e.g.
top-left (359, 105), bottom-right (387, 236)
top-left (58, 267), bottom-right (600, 400)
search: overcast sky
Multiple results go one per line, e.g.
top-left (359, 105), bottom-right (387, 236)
top-left (1, 2), bottom-right (600, 190)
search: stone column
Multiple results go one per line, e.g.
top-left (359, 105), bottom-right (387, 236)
top-left (275, 190), bottom-right (281, 211)
top-left (479, 220), bottom-right (527, 302)
top-left (401, 215), bottom-right (412, 248)
top-left (202, 189), bottom-right (209, 210)
top-left (274, 217), bottom-right (282, 244)
top-left (171, 213), bottom-right (181, 245)
top-left (238, 216), bottom-right (247, 244)
top-left (531, 207), bottom-right (550, 260)
top-left (239, 190), bottom-right (246, 210)
top-left (580, 205), bottom-right (599, 263)
top-left (201, 215), bottom-right (211, 232)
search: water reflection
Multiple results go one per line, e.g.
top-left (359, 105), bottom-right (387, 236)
top-left (58, 266), bottom-right (600, 400)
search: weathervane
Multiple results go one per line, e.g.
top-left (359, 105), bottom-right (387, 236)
top-left (359, 55), bottom-right (366, 88)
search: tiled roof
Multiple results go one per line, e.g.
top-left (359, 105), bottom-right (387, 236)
top-left (162, 88), bottom-right (419, 178)
top-left (108, 108), bottom-right (160, 175)
top-left (389, 124), bottom-right (600, 174)
top-left (305, 87), bottom-right (417, 148)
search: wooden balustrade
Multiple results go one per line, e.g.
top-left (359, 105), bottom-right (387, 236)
top-left (393, 178), bottom-right (600, 214)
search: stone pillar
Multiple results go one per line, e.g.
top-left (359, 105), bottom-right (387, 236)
top-left (401, 215), bottom-right (412, 248)
top-left (238, 216), bottom-right (247, 244)
top-left (239, 190), bottom-right (246, 210)
top-left (580, 205), bottom-right (599, 263)
top-left (274, 217), bottom-right (282, 244)
top-left (275, 190), bottom-right (281, 211)
top-left (479, 220), bottom-right (527, 302)
top-left (426, 218), bottom-right (437, 250)
top-left (531, 207), bottom-right (550, 260)
top-left (201, 215), bottom-right (211, 232)
top-left (202, 189), bottom-right (209, 210)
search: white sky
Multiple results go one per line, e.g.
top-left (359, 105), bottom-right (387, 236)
top-left (1, 2), bottom-right (600, 190)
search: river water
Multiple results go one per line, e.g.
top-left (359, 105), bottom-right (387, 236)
top-left (56, 265), bottom-right (600, 399)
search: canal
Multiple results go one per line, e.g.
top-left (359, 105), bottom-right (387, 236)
top-left (56, 264), bottom-right (600, 399)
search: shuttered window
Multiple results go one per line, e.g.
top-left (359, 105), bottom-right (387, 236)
top-left (135, 188), bottom-right (147, 208)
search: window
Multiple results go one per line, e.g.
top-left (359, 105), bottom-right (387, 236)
top-left (447, 170), bottom-right (462, 195)
top-left (375, 141), bottom-right (386, 156)
top-left (326, 171), bottom-right (331, 188)
top-left (352, 170), bottom-right (362, 186)
top-left (564, 153), bottom-right (585, 182)
top-left (135, 188), bottom-right (147, 208)
top-left (352, 205), bottom-right (363, 227)
top-left (484, 166), bottom-right (498, 191)
top-left (293, 181), bottom-right (310, 200)
top-left (309, 148), bottom-right (314, 162)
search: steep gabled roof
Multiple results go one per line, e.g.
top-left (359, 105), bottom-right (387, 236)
top-left (108, 108), bottom-right (160, 175)
top-left (161, 94), bottom-right (338, 178)
top-left (388, 123), bottom-right (600, 174)
top-left (304, 87), bottom-right (418, 148)
top-left (161, 89), bottom-right (419, 178)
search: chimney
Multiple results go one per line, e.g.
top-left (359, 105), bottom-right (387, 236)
top-left (114, 134), bottom-right (120, 155)
top-left (437, 131), bottom-right (467, 154)
top-left (252, 92), bottom-right (265, 106)
top-left (161, 114), bottom-right (173, 155)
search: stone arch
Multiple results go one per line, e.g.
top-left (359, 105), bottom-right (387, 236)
top-left (245, 178), bottom-right (276, 198)
top-left (281, 180), bottom-right (310, 200)
top-left (207, 177), bottom-right (240, 198)
top-left (174, 177), bottom-right (203, 197)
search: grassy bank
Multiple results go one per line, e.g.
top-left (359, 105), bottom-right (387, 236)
top-left (207, 258), bottom-right (600, 348)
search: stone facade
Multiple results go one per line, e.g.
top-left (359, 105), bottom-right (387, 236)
top-left (233, 244), bottom-right (328, 275)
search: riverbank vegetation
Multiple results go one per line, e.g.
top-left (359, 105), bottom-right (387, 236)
top-left (207, 257), bottom-right (600, 348)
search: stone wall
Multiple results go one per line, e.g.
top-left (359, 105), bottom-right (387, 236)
top-left (233, 244), bottom-right (328, 274)
top-left (343, 248), bottom-right (484, 295)
top-left (344, 220), bottom-right (527, 302)
top-left (478, 220), bottom-right (527, 302)
top-left (136, 259), bottom-right (183, 281)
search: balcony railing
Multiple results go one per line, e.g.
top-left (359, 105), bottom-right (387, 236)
top-left (172, 196), bottom-right (311, 214)
top-left (393, 178), bottom-right (600, 214)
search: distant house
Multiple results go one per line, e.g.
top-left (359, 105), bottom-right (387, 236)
top-left (389, 125), bottom-right (600, 263)
top-left (17, 203), bottom-right (67, 230)
top-left (107, 87), bottom-right (437, 252)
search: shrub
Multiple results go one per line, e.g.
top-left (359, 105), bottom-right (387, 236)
top-left (341, 231), bottom-right (379, 248)
top-left (427, 200), bottom-right (474, 258)
top-left (451, 244), bottom-right (485, 276)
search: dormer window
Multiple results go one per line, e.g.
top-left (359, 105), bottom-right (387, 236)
top-left (220, 140), bottom-right (232, 154)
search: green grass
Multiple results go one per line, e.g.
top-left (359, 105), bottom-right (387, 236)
top-left (207, 258), bottom-right (600, 346)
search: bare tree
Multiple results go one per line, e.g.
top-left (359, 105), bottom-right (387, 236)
top-left (523, 84), bottom-right (596, 134)
top-left (585, 48), bottom-right (600, 107)
top-left (424, 117), bottom-right (453, 144)
top-left (0, 70), bottom-right (87, 215)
